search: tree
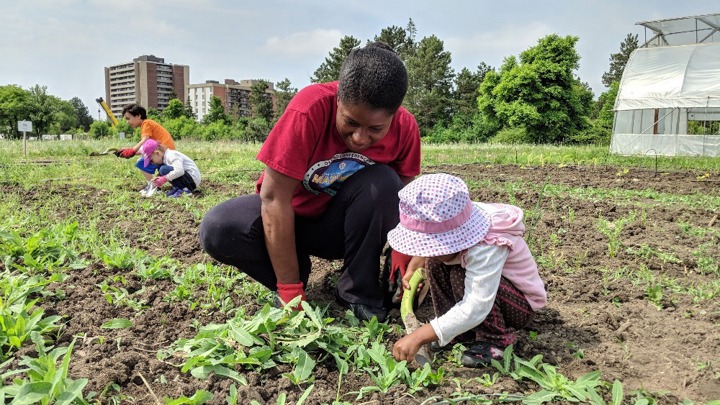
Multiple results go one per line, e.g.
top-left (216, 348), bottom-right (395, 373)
top-left (184, 97), bottom-right (196, 120)
top-left (404, 35), bottom-right (455, 132)
top-left (478, 34), bottom-right (593, 143)
top-left (162, 98), bottom-right (185, 119)
top-left (311, 36), bottom-right (361, 83)
top-left (453, 63), bottom-right (492, 120)
top-left (602, 33), bottom-right (639, 87)
top-left (0, 85), bottom-right (31, 139)
top-left (53, 99), bottom-right (78, 133)
top-left (250, 80), bottom-right (274, 122)
top-left (203, 96), bottom-right (229, 125)
top-left (69, 97), bottom-right (93, 132)
top-left (273, 78), bottom-right (297, 123)
top-left (89, 120), bottom-right (111, 139)
top-left (374, 19), bottom-right (416, 62)
top-left (27, 85), bottom-right (59, 136)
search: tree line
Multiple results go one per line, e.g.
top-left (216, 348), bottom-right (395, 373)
top-left (0, 19), bottom-right (639, 145)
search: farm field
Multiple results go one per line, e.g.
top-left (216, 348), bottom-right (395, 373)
top-left (1, 140), bottom-right (719, 404)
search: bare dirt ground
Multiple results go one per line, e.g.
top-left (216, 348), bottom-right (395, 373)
top-left (7, 163), bottom-right (720, 404)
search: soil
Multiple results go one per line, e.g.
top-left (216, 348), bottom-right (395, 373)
top-left (4, 163), bottom-right (720, 404)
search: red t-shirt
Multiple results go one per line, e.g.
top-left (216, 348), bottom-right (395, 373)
top-left (256, 82), bottom-right (421, 217)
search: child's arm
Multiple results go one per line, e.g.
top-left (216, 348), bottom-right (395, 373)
top-left (159, 151), bottom-right (186, 181)
top-left (430, 245), bottom-right (508, 347)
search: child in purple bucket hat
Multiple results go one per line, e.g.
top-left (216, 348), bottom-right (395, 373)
top-left (388, 173), bottom-right (546, 367)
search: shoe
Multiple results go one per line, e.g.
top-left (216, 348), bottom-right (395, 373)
top-left (165, 186), bottom-right (180, 197)
top-left (460, 342), bottom-right (505, 368)
top-left (139, 183), bottom-right (151, 196)
top-left (143, 186), bottom-right (159, 197)
top-left (335, 292), bottom-right (387, 322)
top-left (168, 187), bottom-right (191, 198)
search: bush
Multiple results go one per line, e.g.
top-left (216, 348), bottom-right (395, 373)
top-left (488, 126), bottom-right (531, 144)
top-left (242, 118), bottom-right (271, 142)
top-left (89, 121), bottom-right (112, 139)
top-left (423, 114), bottom-right (498, 144)
top-left (566, 122), bottom-right (611, 145)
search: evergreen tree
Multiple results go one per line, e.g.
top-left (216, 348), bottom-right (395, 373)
top-left (404, 35), bottom-right (454, 132)
top-left (374, 19), bottom-right (416, 62)
top-left (250, 80), bottom-right (274, 122)
top-left (602, 33), bottom-right (639, 87)
top-left (69, 97), bottom-right (93, 131)
top-left (453, 63), bottom-right (492, 119)
top-left (203, 96), bottom-right (230, 125)
top-left (311, 36), bottom-right (361, 83)
top-left (184, 97), bottom-right (196, 120)
top-left (273, 78), bottom-right (298, 123)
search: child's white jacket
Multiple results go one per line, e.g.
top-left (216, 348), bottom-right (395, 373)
top-left (163, 149), bottom-right (201, 187)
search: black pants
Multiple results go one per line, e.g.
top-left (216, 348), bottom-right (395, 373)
top-left (198, 164), bottom-right (403, 309)
top-left (158, 165), bottom-right (196, 191)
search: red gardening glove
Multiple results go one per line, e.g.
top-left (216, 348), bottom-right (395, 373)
top-left (389, 250), bottom-right (413, 304)
top-left (119, 148), bottom-right (136, 158)
top-left (152, 176), bottom-right (167, 188)
top-left (276, 281), bottom-right (306, 310)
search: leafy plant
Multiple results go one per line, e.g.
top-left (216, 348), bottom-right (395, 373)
top-left (0, 333), bottom-right (89, 404)
top-left (517, 360), bottom-right (604, 404)
top-left (0, 272), bottom-right (63, 360)
top-left (597, 213), bottom-right (636, 258)
top-left (164, 390), bottom-right (213, 405)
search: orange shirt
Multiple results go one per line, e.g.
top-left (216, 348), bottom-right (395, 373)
top-left (141, 119), bottom-right (175, 150)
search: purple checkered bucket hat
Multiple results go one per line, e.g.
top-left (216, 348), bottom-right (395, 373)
top-left (387, 173), bottom-right (491, 257)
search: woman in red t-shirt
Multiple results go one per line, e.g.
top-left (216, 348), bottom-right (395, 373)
top-left (200, 42), bottom-right (421, 322)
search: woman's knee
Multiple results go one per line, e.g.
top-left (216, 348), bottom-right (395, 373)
top-left (199, 195), bottom-right (261, 253)
top-left (350, 164), bottom-right (403, 203)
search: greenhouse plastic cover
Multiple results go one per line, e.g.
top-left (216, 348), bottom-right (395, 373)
top-left (615, 42), bottom-right (720, 111)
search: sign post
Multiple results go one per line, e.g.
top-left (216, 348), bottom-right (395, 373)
top-left (18, 120), bottom-right (32, 159)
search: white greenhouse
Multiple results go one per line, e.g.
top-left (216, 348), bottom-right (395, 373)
top-left (610, 13), bottom-right (720, 156)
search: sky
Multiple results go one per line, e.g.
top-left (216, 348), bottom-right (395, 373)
top-left (1, 0), bottom-right (716, 120)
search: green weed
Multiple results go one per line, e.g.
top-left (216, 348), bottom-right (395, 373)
top-left (0, 333), bottom-right (89, 404)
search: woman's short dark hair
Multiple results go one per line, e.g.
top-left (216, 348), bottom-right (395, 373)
top-left (122, 104), bottom-right (147, 119)
top-left (337, 41), bottom-right (408, 114)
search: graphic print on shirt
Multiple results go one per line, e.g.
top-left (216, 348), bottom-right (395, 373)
top-left (303, 152), bottom-right (375, 196)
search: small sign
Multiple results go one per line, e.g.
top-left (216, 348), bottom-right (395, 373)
top-left (18, 120), bottom-right (32, 132)
top-left (118, 131), bottom-right (125, 140)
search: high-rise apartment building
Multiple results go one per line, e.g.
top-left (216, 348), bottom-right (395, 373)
top-left (104, 55), bottom-right (189, 118)
top-left (187, 79), bottom-right (275, 122)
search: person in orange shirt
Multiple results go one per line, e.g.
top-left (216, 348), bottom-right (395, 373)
top-left (116, 103), bottom-right (177, 197)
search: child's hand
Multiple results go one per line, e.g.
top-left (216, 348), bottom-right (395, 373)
top-left (392, 324), bottom-right (437, 362)
top-left (393, 334), bottom-right (423, 362)
top-left (152, 176), bottom-right (167, 188)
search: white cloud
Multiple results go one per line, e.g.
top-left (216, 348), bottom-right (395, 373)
top-left (263, 29), bottom-right (344, 57)
top-left (445, 21), bottom-right (554, 63)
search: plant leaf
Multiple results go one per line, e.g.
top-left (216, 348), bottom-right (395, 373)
top-left (100, 318), bottom-right (133, 329)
